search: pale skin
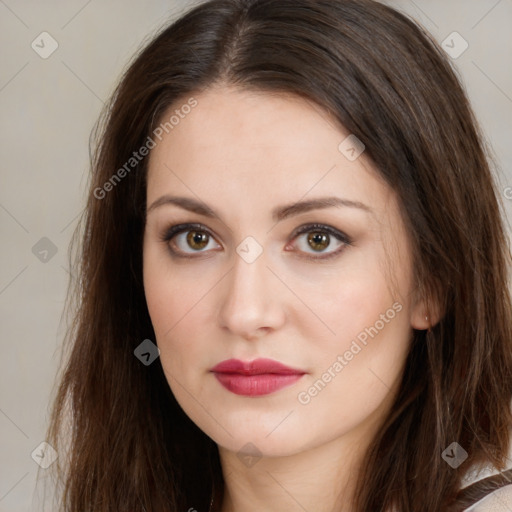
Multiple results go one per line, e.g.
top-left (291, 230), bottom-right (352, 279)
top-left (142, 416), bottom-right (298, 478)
top-left (142, 86), bottom-right (434, 512)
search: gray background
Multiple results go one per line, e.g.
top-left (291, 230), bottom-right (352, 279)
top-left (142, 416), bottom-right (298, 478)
top-left (1, 1), bottom-right (511, 510)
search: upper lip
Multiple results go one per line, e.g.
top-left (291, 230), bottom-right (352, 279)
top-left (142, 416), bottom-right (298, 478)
top-left (211, 358), bottom-right (306, 375)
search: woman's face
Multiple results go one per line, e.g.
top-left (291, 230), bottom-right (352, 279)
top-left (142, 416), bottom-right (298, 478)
top-left (143, 86), bottom-right (428, 457)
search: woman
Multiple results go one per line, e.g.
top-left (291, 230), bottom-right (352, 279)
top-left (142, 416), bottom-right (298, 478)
top-left (46, 0), bottom-right (512, 510)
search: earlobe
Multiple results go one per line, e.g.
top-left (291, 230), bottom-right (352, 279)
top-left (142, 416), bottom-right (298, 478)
top-left (410, 309), bottom-right (431, 331)
top-left (410, 295), bottom-right (442, 331)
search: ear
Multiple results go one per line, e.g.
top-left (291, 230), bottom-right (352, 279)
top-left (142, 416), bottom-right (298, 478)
top-left (410, 281), bottom-right (443, 331)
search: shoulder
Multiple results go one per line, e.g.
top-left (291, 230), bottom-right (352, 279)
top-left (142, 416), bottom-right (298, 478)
top-left (464, 483), bottom-right (512, 511)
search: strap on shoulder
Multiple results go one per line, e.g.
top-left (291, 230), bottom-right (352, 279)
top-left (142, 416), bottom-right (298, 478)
top-left (451, 468), bottom-right (512, 510)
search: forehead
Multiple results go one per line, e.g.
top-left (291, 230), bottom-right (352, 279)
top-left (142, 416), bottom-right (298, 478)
top-left (151, 87), bottom-right (341, 161)
top-left (146, 86), bottom-right (390, 213)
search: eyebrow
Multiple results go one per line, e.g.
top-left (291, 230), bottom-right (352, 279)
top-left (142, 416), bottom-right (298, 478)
top-left (146, 195), bottom-right (372, 222)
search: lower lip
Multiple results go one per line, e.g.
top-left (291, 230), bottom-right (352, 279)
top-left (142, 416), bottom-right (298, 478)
top-left (213, 373), bottom-right (304, 396)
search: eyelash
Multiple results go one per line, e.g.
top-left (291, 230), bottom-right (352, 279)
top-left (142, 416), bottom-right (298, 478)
top-left (160, 222), bottom-right (352, 261)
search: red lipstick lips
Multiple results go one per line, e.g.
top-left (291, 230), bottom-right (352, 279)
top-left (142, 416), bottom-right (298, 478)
top-left (211, 358), bottom-right (306, 396)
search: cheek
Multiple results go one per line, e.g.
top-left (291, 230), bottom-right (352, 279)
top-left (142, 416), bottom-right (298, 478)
top-left (144, 237), bottom-right (198, 329)
top-left (301, 255), bottom-right (401, 349)
top-left (143, 246), bottom-right (214, 375)
top-left (297, 248), bottom-right (412, 396)
top-left (292, 280), bottom-right (410, 451)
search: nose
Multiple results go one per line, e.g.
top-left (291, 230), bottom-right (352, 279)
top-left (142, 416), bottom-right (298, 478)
top-left (216, 248), bottom-right (286, 341)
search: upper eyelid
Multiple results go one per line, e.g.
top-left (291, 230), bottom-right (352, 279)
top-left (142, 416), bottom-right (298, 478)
top-left (162, 222), bottom-right (348, 238)
top-left (292, 223), bottom-right (351, 242)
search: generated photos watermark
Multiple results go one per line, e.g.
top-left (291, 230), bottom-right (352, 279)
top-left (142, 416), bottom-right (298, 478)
top-left (297, 301), bottom-right (403, 405)
top-left (93, 97), bottom-right (198, 200)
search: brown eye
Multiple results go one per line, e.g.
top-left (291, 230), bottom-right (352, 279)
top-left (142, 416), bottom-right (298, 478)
top-left (289, 223), bottom-right (351, 260)
top-left (162, 224), bottom-right (221, 257)
top-left (307, 232), bottom-right (330, 252)
top-left (186, 230), bottom-right (210, 250)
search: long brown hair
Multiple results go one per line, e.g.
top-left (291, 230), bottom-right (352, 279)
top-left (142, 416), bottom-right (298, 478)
top-left (46, 0), bottom-right (512, 510)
